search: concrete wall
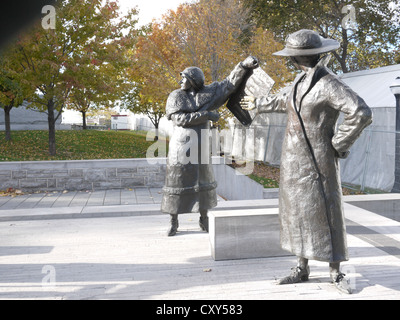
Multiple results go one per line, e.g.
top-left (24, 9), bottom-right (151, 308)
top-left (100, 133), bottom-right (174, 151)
top-left (0, 157), bottom-right (265, 200)
top-left (213, 159), bottom-right (264, 200)
top-left (0, 158), bottom-right (167, 192)
top-left (344, 194), bottom-right (400, 222)
top-left (0, 103), bottom-right (66, 131)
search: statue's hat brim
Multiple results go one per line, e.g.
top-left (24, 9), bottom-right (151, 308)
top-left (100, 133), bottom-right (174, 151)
top-left (273, 38), bottom-right (340, 57)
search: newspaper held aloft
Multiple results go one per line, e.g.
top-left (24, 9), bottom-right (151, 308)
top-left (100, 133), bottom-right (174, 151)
top-left (227, 66), bottom-right (275, 127)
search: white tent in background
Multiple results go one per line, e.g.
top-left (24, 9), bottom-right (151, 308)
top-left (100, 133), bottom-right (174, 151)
top-left (228, 64), bottom-right (400, 192)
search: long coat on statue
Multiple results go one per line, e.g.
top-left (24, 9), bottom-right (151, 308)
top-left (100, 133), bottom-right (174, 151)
top-left (256, 58), bottom-right (372, 263)
top-left (161, 63), bottom-right (248, 215)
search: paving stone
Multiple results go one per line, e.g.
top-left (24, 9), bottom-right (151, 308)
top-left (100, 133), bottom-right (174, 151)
top-left (69, 192), bottom-right (91, 207)
top-left (0, 210), bottom-right (400, 300)
top-left (120, 189), bottom-right (137, 205)
top-left (34, 193), bottom-right (61, 208)
top-left (104, 190), bottom-right (121, 206)
top-left (86, 191), bottom-right (106, 207)
top-left (0, 197), bottom-right (11, 207)
top-left (52, 192), bottom-right (77, 208)
top-left (0, 194), bottom-right (30, 209)
top-left (17, 194), bottom-right (46, 209)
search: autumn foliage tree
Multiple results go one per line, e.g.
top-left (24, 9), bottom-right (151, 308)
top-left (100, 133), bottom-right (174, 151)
top-left (166, 0), bottom-right (251, 82)
top-left (127, 0), bottom-right (291, 129)
top-left (10, 0), bottom-right (138, 155)
top-left (0, 48), bottom-right (32, 141)
top-left (243, 0), bottom-right (400, 73)
top-left (123, 23), bottom-right (178, 140)
top-left (66, 37), bottom-right (134, 130)
top-left (66, 5), bottom-right (138, 129)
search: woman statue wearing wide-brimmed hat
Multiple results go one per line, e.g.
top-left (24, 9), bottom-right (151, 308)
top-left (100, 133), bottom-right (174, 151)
top-left (241, 29), bottom-right (373, 294)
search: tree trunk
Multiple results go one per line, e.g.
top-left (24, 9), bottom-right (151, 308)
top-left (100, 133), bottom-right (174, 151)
top-left (154, 127), bottom-right (159, 141)
top-left (148, 113), bottom-right (160, 141)
top-left (47, 98), bottom-right (57, 156)
top-left (82, 111), bottom-right (87, 130)
top-left (153, 117), bottom-right (160, 141)
top-left (4, 105), bottom-right (12, 141)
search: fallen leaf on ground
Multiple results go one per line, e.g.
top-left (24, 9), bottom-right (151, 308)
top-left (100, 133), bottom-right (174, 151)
top-left (0, 188), bottom-right (24, 197)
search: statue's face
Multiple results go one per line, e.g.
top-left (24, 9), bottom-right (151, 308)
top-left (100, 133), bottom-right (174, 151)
top-left (180, 76), bottom-right (192, 91)
top-left (290, 55), bottom-right (319, 70)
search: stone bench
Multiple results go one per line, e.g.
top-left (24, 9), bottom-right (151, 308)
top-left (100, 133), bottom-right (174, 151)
top-left (209, 208), bottom-right (292, 261)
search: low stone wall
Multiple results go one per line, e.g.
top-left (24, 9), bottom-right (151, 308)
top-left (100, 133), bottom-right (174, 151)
top-left (0, 158), bottom-right (166, 192)
top-left (213, 163), bottom-right (264, 200)
top-left (0, 157), bottom-right (266, 200)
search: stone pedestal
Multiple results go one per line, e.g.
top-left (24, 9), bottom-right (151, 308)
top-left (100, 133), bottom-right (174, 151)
top-left (209, 209), bottom-right (292, 261)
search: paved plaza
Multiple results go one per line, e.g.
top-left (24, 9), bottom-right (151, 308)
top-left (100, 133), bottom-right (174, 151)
top-left (0, 188), bottom-right (164, 209)
top-left (0, 188), bottom-right (400, 300)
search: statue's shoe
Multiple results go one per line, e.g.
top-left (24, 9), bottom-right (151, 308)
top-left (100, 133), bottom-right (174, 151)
top-left (199, 216), bottom-right (209, 232)
top-left (331, 273), bottom-right (353, 294)
top-left (167, 216), bottom-right (179, 237)
top-left (277, 266), bottom-right (310, 285)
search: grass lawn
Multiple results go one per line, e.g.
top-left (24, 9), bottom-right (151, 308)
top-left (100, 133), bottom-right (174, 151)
top-left (0, 130), bottom-right (165, 161)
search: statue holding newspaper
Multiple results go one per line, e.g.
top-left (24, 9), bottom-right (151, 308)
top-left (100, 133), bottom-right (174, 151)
top-left (161, 56), bottom-right (259, 237)
top-left (239, 29), bottom-right (373, 294)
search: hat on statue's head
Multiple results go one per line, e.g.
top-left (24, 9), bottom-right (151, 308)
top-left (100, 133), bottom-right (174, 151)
top-left (180, 67), bottom-right (205, 91)
top-left (273, 29), bottom-right (340, 57)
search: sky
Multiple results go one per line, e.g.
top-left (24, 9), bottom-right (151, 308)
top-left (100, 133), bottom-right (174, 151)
top-left (118, 0), bottom-right (188, 25)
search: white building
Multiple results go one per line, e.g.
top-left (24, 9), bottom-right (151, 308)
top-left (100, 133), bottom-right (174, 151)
top-left (111, 114), bottom-right (131, 130)
top-left (61, 109), bottom-right (82, 126)
top-left (0, 101), bottom-right (66, 130)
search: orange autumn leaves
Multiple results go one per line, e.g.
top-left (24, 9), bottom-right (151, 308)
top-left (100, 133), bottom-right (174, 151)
top-left (127, 0), bottom-right (292, 127)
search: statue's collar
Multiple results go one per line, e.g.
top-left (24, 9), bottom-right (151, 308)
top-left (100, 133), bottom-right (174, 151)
top-left (294, 54), bottom-right (331, 86)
